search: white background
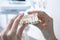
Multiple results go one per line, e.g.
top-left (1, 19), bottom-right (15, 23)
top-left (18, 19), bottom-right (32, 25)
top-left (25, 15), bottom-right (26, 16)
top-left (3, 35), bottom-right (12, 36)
top-left (0, 0), bottom-right (60, 40)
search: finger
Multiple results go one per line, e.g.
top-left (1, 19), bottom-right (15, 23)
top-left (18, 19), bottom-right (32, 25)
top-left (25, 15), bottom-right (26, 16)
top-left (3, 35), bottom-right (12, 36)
top-left (27, 11), bottom-right (39, 14)
top-left (27, 11), bottom-right (45, 21)
top-left (38, 11), bottom-right (53, 27)
top-left (6, 14), bottom-right (19, 30)
top-left (28, 11), bottom-right (45, 24)
top-left (17, 24), bottom-right (27, 40)
top-left (28, 10), bottom-right (51, 19)
top-left (2, 14), bottom-right (19, 34)
top-left (10, 14), bottom-right (24, 34)
top-left (28, 11), bottom-right (51, 26)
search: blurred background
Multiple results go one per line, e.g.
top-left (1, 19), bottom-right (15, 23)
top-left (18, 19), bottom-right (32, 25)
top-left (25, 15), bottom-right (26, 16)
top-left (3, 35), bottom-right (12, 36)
top-left (0, 0), bottom-right (60, 40)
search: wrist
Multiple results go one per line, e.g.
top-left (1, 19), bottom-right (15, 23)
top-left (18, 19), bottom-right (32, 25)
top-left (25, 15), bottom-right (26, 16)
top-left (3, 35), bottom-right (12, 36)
top-left (34, 24), bottom-right (57, 40)
top-left (45, 34), bottom-right (57, 40)
top-left (41, 29), bottom-right (57, 40)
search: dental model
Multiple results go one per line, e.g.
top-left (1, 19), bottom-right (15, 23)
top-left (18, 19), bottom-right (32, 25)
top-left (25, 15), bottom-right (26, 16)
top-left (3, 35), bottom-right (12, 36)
top-left (19, 13), bottom-right (39, 24)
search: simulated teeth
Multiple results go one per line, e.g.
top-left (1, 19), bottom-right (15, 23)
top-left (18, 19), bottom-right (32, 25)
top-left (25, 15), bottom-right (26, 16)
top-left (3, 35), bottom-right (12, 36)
top-left (20, 13), bottom-right (39, 24)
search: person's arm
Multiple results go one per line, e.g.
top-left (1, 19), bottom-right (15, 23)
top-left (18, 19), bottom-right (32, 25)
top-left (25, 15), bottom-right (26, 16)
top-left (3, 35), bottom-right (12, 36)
top-left (28, 11), bottom-right (57, 40)
top-left (36, 21), bottom-right (57, 40)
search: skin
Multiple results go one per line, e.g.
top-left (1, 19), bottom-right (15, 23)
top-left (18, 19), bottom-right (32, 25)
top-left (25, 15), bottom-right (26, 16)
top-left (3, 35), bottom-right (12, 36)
top-left (28, 11), bottom-right (57, 40)
top-left (0, 11), bottom-right (57, 40)
top-left (0, 13), bottom-right (27, 40)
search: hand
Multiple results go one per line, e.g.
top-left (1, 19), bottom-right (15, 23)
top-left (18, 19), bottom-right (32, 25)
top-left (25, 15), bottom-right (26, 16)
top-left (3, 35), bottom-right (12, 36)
top-left (0, 14), bottom-right (26, 40)
top-left (28, 11), bottom-right (57, 40)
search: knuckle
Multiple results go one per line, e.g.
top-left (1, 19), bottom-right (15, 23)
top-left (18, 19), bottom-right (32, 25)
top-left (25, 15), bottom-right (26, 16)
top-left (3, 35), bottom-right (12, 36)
top-left (1, 33), bottom-right (7, 37)
top-left (15, 19), bottom-right (20, 23)
top-left (10, 18), bottom-right (14, 22)
top-left (16, 34), bottom-right (20, 39)
top-left (16, 34), bottom-right (19, 37)
top-left (7, 31), bottom-right (16, 37)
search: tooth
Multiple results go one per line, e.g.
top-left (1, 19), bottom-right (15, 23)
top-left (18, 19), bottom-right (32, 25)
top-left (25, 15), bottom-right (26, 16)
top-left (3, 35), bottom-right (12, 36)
top-left (19, 13), bottom-right (39, 24)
